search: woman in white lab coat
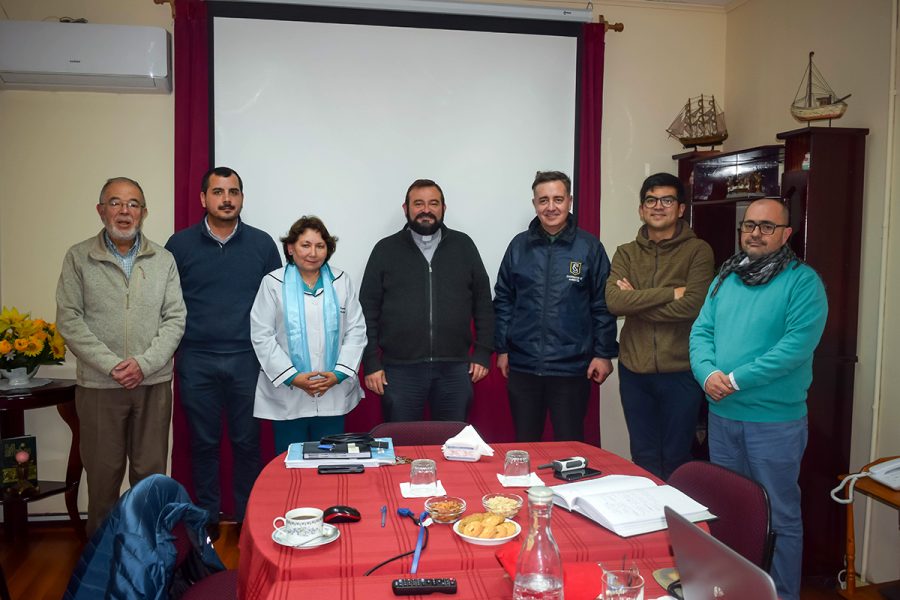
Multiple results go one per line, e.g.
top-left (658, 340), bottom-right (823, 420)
top-left (250, 216), bottom-right (366, 454)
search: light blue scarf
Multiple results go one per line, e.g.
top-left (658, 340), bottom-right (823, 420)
top-left (283, 263), bottom-right (340, 373)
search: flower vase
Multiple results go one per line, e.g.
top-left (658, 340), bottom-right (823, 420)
top-left (0, 366), bottom-right (38, 387)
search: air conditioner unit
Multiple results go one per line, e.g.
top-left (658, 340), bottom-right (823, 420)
top-left (0, 21), bottom-right (172, 93)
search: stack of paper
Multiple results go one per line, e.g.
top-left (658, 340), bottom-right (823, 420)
top-left (285, 437), bottom-right (396, 469)
top-left (551, 474), bottom-right (715, 537)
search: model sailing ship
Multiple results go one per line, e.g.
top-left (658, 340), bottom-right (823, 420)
top-left (791, 52), bottom-right (850, 122)
top-left (666, 94), bottom-right (728, 149)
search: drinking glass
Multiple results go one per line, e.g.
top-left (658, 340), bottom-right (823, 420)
top-left (601, 569), bottom-right (644, 600)
top-left (504, 450), bottom-right (531, 485)
top-left (409, 458), bottom-right (437, 492)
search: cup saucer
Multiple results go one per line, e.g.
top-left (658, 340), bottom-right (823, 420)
top-left (272, 523), bottom-right (340, 549)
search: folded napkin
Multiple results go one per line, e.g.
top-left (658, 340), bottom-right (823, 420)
top-left (496, 472), bottom-right (544, 488)
top-left (399, 480), bottom-right (448, 498)
top-left (442, 425), bottom-right (494, 461)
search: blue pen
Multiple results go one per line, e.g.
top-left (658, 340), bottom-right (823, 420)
top-left (380, 505), bottom-right (387, 527)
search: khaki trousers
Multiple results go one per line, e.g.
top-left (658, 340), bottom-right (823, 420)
top-left (76, 382), bottom-right (172, 535)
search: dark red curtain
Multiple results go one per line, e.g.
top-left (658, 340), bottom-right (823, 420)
top-left (173, 0), bottom-right (208, 232)
top-left (574, 22), bottom-right (607, 446)
top-left (171, 14), bottom-right (607, 509)
top-left (171, 0), bottom-right (211, 510)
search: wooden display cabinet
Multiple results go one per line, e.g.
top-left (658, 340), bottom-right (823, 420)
top-left (674, 126), bottom-right (869, 580)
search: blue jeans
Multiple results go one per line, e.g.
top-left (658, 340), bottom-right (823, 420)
top-left (382, 362), bottom-right (473, 422)
top-left (708, 412), bottom-right (808, 600)
top-left (619, 365), bottom-right (703, 480)
top-left (176, 348), bottom-right (261, 522)
top-left (271, 415), bottom-right (345, 455)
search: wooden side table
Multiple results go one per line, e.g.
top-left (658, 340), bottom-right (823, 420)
top-left (0, 379), bottom-right (85, 541)
top-left (839, 456), bottom-right (900, 599)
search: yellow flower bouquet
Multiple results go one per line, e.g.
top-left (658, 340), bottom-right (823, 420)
top-left (0, 306), bottom-right (67, 372)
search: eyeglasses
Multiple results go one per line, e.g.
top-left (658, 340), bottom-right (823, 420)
top-left (641, 195), bottom-right (678, 208)
top-left (738, 220), bottom-right (788, 235)
top-left (101, 199), bottom-right (145, 210)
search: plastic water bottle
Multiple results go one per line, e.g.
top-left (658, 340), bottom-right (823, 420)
top-left (513, 486), bottom-right (564, 600)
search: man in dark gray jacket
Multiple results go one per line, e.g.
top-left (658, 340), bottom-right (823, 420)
top-left (360, 179), bottom-right (494, 422)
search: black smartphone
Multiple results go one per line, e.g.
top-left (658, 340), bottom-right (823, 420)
top-left (552, 467), bottom-right (602, 482)
top-left (317, 464), bottom-right (365, 474)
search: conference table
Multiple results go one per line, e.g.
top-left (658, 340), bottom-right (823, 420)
top-left (238, 441), bottom-right (679, 600)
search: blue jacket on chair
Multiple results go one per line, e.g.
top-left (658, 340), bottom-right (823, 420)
top-left (64, 474), bottom-right (224, 600)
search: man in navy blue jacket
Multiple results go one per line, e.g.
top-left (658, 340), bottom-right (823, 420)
top-left (165, 167), bottom-right (282, 538)
top-left (494, 171), bottom-right (618, 441)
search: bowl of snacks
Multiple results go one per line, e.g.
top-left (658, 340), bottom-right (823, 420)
top-left (424, 495), bottom-right (467, 524)
top-left (454, 512), bottom-right (521, 546)
top-left (482, 492), bottom-right (524, 519)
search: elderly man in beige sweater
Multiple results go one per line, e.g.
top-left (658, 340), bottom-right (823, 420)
top-left (56, 177), bottom-right (186, 535)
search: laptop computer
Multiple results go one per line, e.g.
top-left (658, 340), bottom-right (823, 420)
top-left (664, 506), bottom-right (778, 600)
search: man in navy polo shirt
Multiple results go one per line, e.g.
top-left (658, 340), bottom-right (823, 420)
top-left (166, 167), bottom-right (282, 538)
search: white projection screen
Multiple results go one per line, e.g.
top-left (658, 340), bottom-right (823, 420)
top-left (211, 3), bottom-right (582, 287)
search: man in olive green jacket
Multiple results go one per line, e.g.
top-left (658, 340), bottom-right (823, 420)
top-left (605, 173), bottom-right (713, 479)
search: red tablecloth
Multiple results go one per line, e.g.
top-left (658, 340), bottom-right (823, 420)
top-left (238, 441), bottom-right (679, 600)
top-left (253, 560), bottom-right (672, 600)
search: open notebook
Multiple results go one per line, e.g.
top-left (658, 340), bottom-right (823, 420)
top-left (551, 474), bottom-right (714, 537)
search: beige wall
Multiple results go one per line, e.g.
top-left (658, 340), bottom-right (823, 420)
top-left (594, 0), bottom-right (727, 457)
top-left (871, 0), bottom-right (900, 582)
top-left (724, 0), bottom-right (898, 584)
top-left (0, 0), bottom-right (174, 512)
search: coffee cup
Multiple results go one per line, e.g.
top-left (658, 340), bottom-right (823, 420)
top-left (273, 507), bottom-right (324, 543)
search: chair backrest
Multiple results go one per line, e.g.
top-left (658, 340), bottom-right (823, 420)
top-left (369, 421), bottom-right (468, 446)
top-left (667, 461), bottom-right (775, 571)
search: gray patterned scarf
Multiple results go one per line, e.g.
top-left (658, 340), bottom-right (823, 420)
top-left (711, 244), bottom-right (800, 297)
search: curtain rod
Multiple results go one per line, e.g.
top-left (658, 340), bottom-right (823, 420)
top-left (154, 0), bottom-right (624, 31)
top-left (599, 14), bottom-right (624, 32)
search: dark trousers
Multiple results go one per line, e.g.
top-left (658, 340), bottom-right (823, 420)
top-left (618, 364), bottom-right (703, 480)
top-left (176, 348), bottom-right (261, 522)
top-left (507, 370), bottom-right (590, 442)
top-left (381, 361), bottom-right (472, 422)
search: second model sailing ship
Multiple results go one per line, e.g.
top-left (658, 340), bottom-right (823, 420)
top-left (666, 94), bottom-right (728, 149)
top-left (790, 51), bottom-right (850, 122)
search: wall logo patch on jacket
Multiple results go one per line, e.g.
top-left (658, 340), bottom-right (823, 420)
top-left (567, 261), bottom-right (583, 283)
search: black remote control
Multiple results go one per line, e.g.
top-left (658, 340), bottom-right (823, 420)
top-left (391, 577), bottom-right (457, 595)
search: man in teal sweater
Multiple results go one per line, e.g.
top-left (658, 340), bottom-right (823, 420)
top-left (690, 198), bottom-right (827, 600)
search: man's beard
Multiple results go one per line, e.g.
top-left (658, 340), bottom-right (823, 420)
top-left (105, 222), bottom-right (140, 243)
top-left (407, 213), bottom-right (443, 235)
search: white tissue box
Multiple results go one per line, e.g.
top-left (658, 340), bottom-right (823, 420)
top-left (442, 446), bottom-right (481, 462)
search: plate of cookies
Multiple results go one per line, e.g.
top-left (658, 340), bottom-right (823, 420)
top-left (453, 512), bottom-right (521, 546)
